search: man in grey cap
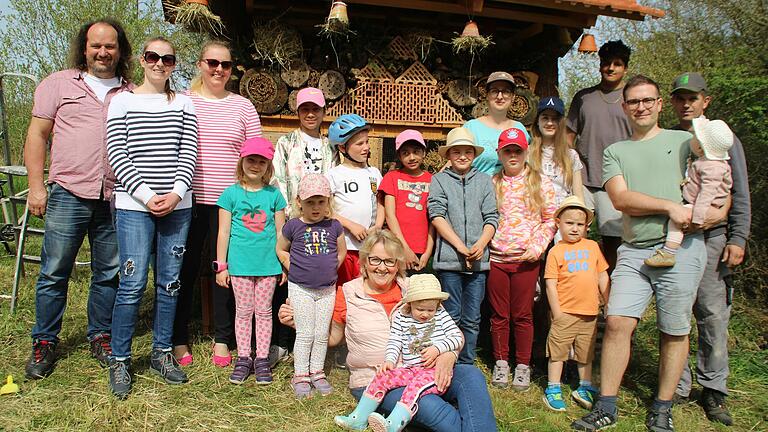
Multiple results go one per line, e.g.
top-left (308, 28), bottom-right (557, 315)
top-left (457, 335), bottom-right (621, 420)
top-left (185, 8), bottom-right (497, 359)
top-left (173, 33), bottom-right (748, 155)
top-left (668, 71), bottom-right (751, 426)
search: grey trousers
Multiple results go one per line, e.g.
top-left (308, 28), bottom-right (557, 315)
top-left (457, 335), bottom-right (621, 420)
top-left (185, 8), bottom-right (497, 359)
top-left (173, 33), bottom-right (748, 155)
top-left (677, 233), bottom-right (732, 397)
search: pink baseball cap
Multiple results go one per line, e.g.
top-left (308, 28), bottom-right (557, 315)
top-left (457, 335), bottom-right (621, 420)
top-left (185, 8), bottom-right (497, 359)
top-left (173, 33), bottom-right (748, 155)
top-left (395, 129), bottom-right (426, 151)
top-left (296, 87), bottom-right (326, 108)
top-left (240, 137), bottom-right (275, 160)
top-left (497, 127), bottom-right (529, 151)
top-left (297, 173), bottom-right (331, 200)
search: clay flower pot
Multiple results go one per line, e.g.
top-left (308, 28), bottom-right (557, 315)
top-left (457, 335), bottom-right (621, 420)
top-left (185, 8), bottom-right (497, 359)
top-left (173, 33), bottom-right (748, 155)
top-left (461, 20), bottom-right (480, 37)
top-left (578, 33), bottom-right (598, 53)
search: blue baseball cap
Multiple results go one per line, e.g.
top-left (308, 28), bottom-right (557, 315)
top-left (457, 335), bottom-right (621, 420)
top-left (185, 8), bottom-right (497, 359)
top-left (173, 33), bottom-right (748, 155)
top-left (537, 96), bottom-right (565, 116)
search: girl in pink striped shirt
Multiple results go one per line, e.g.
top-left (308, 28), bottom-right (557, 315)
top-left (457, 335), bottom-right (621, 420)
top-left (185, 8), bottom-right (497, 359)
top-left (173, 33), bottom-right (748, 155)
top-left (173, 40), bottom-right (262, 367)
top-left (488, 127), bottom-right (557, 391)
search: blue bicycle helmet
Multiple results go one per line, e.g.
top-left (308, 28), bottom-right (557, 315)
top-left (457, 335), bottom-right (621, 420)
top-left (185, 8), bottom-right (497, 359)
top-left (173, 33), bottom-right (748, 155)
top-left (328, 113), bottom-right (370, 146)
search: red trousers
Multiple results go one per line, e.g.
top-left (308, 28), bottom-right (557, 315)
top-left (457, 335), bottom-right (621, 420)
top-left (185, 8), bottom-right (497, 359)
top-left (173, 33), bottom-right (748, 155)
top-left (488, 260), bottom-right (540, 365)
top-left (337, 250), bottom-right (360, 288)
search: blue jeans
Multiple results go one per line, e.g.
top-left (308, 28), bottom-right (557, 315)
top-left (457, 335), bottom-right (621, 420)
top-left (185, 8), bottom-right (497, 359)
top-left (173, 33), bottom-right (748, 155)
top-left (350, 364), bottom-right (497, 432)
top-left (111, 208), bottom-right (191, 358)
top-left (31, 183), bottom-right (119, 343)
top-left (437, 271), bottom-right (487, 364)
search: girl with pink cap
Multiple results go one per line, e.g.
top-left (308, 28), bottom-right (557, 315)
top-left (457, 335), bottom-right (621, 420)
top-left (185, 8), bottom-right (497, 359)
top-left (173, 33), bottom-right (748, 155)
top-left (213, 137), bottom-right (287, 385)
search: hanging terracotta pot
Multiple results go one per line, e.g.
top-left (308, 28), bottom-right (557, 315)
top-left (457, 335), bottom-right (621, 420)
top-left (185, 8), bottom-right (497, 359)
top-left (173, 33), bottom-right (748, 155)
top-left (328, 1), bottom-right (349, 32)
top-left (578, 33), bottom-right (598, 53)
top-left (461, 20), bottom-right (480, 37)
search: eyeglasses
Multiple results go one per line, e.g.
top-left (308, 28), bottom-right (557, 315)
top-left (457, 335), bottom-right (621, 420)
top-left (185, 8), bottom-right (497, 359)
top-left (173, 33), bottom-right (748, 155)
top-left (202, 59), bottom-right (233, 70)
top-left (625, 97), bottom-right (659, 110)
top-left (489, 88), bottom-right (513, 97)
top-left (143, 51), bottom-right (176, 67)
top-left (367, 256), bottom-right (397, 268)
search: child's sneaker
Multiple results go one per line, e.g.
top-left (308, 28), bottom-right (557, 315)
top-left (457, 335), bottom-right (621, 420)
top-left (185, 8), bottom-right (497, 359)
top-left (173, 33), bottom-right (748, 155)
top-left (543, 385), bottom-right (567, 412)
top-left (491, 360), bottom-right (510, 388)
top-left (310, 371), bottom-right (333, 396)
top-left (253, 357), bottom-right (272, 385)
top-left (228, 356), bottom-right (253, 384)
top-left (572, 385), bottom-right (598, 410)
top-left (291, 374), bottom-right (313, 399)
top-left (511, 364), bottom-right (530, 391)
top-left (644, 249), bottom-right (675, 267)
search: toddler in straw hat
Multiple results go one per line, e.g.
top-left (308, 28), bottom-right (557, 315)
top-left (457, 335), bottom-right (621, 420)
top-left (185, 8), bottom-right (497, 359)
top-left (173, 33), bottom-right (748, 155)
top-left (645, 117), bottom-right (734, 267)
top-left (335, 274), bottom-right (463, 432)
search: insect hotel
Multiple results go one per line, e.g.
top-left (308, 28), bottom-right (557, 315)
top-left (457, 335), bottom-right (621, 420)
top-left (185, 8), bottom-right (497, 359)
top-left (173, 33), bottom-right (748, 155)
top-left (164, 0), bottom-right (663, 171)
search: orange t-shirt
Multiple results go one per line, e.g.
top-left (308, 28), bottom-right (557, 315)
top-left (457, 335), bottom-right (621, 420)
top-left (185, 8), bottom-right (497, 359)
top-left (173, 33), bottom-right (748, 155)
top-left (544, 238), bottom-right (608, 316)
top-left (332, 284), bottom-right (402, 324)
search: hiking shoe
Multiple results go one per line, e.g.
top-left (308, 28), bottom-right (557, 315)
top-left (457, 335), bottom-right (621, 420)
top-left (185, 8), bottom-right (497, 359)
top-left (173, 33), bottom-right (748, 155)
top-left (511, 364), bottom-right (531, 391)
top-left (644, 249), bottom-right (675, 267)
top-left (700, 389), bottom-right (733, 426)
top-left (671, 392), bottom-right (689, 406)
top-left (253, 357), bottom-right (272, 385)
top-left (291, 375), bottom-right (313, 399)
top-left (646, 407), bottom-right (675, 431)
top-left (25, 340), bottom-right (56, 379)
top-left (229, 356), bottom-right (253, 385)
top-left (149, 349), bottom-right (188, 384)
top-left (310, 371), bottom-right (333, 396)
top-left (491, 360), bottom-right (510, 388)
top-left (267, 345), bottom-right (290, 369)
top-left (90, 333), bottom-right (112, 368)
top-left (572, 385), bottom-right (599, 410)
top-left (543, 386), bottom-right (567, 412)
top-left (334, 344), bottom-right (348, 369)
top-left (571, 407), bottom-right (617, 431)
top-left (108, 357), bottom-right (132, 399)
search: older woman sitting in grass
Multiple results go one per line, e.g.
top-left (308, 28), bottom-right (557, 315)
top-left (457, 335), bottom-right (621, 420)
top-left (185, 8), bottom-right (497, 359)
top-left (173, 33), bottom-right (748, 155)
top-left (280, 229), bottom-right (497, 431)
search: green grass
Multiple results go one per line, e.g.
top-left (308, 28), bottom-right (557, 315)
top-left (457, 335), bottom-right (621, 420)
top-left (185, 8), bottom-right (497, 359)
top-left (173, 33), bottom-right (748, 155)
top-left (0, 242), bottom-right (766, 431)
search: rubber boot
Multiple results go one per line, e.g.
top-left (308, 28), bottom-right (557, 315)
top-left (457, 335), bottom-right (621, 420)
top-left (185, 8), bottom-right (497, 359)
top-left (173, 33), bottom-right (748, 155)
top-left (368, 402), bottom-right (412, 432)
top-left (334, 395), bottom-right (380, 430)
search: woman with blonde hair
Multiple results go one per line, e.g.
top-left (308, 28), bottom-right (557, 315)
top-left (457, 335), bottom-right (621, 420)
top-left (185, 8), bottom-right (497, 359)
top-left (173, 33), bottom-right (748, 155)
top-left (173, 40), bottom-right (262, 368)
top-left (487, 127), bottom-right (557, 391)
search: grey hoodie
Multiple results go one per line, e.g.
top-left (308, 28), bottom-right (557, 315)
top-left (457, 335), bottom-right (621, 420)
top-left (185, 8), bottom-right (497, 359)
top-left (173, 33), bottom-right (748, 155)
top-left (428, 167), bottom-right (498, 271)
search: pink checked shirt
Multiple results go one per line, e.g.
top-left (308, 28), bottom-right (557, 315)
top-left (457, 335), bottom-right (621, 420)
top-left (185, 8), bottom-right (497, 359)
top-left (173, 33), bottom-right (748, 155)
top-left (490, 170), bottom-right (557, 262)
top-left (31, 69), bottom-right (133, 200)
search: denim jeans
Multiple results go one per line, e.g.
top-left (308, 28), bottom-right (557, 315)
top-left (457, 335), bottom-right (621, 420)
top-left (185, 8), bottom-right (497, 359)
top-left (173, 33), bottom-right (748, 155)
top-left (437, 271), bottom-right (487, 364)
top-left (31, 183), bottom-right (119, 343)
top-left (350, 364), bottom-right (497, 432)
top-left (111, 208), bottom-right (191, 358)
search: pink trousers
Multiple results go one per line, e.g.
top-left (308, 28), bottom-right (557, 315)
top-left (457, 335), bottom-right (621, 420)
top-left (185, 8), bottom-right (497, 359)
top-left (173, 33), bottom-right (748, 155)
top-left (364, 366), bottom-right (444, 414)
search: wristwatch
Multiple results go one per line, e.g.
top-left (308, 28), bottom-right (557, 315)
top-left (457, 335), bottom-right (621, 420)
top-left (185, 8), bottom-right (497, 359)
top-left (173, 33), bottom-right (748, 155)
top-left (212, 260), bottom-right (228, 273)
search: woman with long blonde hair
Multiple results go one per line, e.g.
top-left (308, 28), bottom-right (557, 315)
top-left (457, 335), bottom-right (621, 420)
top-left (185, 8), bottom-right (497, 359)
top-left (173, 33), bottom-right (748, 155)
top-left (173, 40), bottom-right (262, 368)
top-left (487, 127), bottom-right (557, 391)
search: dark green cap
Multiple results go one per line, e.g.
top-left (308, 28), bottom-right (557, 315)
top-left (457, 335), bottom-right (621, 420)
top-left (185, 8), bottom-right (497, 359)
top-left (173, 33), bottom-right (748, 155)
top-left (671, 72), bottom-right (707, 94)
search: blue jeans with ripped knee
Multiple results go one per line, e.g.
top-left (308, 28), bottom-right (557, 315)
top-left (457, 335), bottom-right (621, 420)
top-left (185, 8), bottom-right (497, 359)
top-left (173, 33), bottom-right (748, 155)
top-left (111, 208), bottom-right (191, 359)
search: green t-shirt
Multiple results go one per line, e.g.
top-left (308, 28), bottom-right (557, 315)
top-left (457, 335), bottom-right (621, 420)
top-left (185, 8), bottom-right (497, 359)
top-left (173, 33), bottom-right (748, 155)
top-left (217, 183), bottom-right (287, 276)
top-left (602, 129), bottom-right (692, 247)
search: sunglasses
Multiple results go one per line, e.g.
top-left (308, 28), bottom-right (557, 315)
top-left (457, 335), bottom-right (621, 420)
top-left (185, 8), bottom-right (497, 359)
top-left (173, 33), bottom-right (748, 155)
top-left (143, 51), bottom-right (176, 67)
top-left (202, 59), bottom-right (233, 70)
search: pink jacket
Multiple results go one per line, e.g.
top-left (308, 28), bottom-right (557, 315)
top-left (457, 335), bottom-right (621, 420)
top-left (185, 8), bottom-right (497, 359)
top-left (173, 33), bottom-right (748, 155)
top-left (683, 159), bottom-right (732, 225)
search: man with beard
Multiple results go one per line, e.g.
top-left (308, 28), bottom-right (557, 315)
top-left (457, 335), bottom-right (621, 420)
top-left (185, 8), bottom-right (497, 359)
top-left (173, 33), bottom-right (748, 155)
top-left (24, 19), bottom-right (133, 379)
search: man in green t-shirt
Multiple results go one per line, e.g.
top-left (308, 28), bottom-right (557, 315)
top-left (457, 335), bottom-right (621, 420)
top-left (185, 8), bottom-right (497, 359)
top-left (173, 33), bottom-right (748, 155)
top-left (572, 75), bottom-right (717, 432)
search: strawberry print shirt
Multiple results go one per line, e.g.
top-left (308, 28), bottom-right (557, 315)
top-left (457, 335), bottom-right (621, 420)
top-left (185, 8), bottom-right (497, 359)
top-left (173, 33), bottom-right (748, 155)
top-left (217, 183), bottom-right (286, 276)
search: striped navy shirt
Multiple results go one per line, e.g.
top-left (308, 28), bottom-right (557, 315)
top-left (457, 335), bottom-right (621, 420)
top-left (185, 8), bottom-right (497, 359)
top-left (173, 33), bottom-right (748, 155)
top-left (107, 92), bottom-right (198, 211)
top-left (385, 306), bottom-right (463, 367)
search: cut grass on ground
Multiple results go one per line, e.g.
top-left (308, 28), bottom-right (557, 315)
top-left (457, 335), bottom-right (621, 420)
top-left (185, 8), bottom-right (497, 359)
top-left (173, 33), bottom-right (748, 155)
top-left (0, 246), bottom-right (766, 431)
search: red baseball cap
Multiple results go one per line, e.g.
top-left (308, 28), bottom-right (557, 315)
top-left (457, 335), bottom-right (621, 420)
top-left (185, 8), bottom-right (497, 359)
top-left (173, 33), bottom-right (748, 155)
top-left (497, 127), bottom-right (529, 151)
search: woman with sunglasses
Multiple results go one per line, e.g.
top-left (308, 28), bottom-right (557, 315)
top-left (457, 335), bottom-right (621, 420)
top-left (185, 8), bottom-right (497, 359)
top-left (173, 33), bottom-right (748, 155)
top-left (463, 72), bottom-right (530, 175)
top-left (105, 37), bottom-right (198, 399)
top-left (172, 40), bottom-right (262, 368)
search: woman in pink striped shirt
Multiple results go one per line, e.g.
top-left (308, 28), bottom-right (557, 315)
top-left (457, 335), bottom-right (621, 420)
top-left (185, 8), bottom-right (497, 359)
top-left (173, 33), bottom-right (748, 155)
top-left (173, 40), bottom-right (262, 367)
top-left (487, 127), bottom-right (557, 391)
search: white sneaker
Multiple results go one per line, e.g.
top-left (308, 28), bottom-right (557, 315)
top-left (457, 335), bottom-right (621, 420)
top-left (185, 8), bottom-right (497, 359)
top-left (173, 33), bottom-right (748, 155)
top-left (491, 360), bottom-right (510, 388)
top-left (267, 345), bottom-right (290, 369)
top-left (512, 364), bottom-right (531, 391)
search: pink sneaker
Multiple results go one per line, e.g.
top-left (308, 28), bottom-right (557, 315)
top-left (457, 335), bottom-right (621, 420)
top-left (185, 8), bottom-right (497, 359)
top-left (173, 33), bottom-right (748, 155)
top-left (177, 353), bottom-right (193, 366)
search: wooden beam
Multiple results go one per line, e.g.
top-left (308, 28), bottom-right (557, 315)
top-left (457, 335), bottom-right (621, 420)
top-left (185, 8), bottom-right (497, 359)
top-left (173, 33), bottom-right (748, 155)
top-left (495, 0), bottom-right (658, 21)
top-left (345, 0), bottom-right (595, 27)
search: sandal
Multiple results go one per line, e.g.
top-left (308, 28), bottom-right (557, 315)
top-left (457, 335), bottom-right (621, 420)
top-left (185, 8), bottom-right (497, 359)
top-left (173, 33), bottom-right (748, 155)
top-left (310, 371), bottom-right (333, 396)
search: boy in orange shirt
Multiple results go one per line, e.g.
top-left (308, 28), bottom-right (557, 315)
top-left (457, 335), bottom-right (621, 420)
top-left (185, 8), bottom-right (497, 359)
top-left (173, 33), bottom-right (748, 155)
top-left (543, 196), bottom-right (610, 412)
